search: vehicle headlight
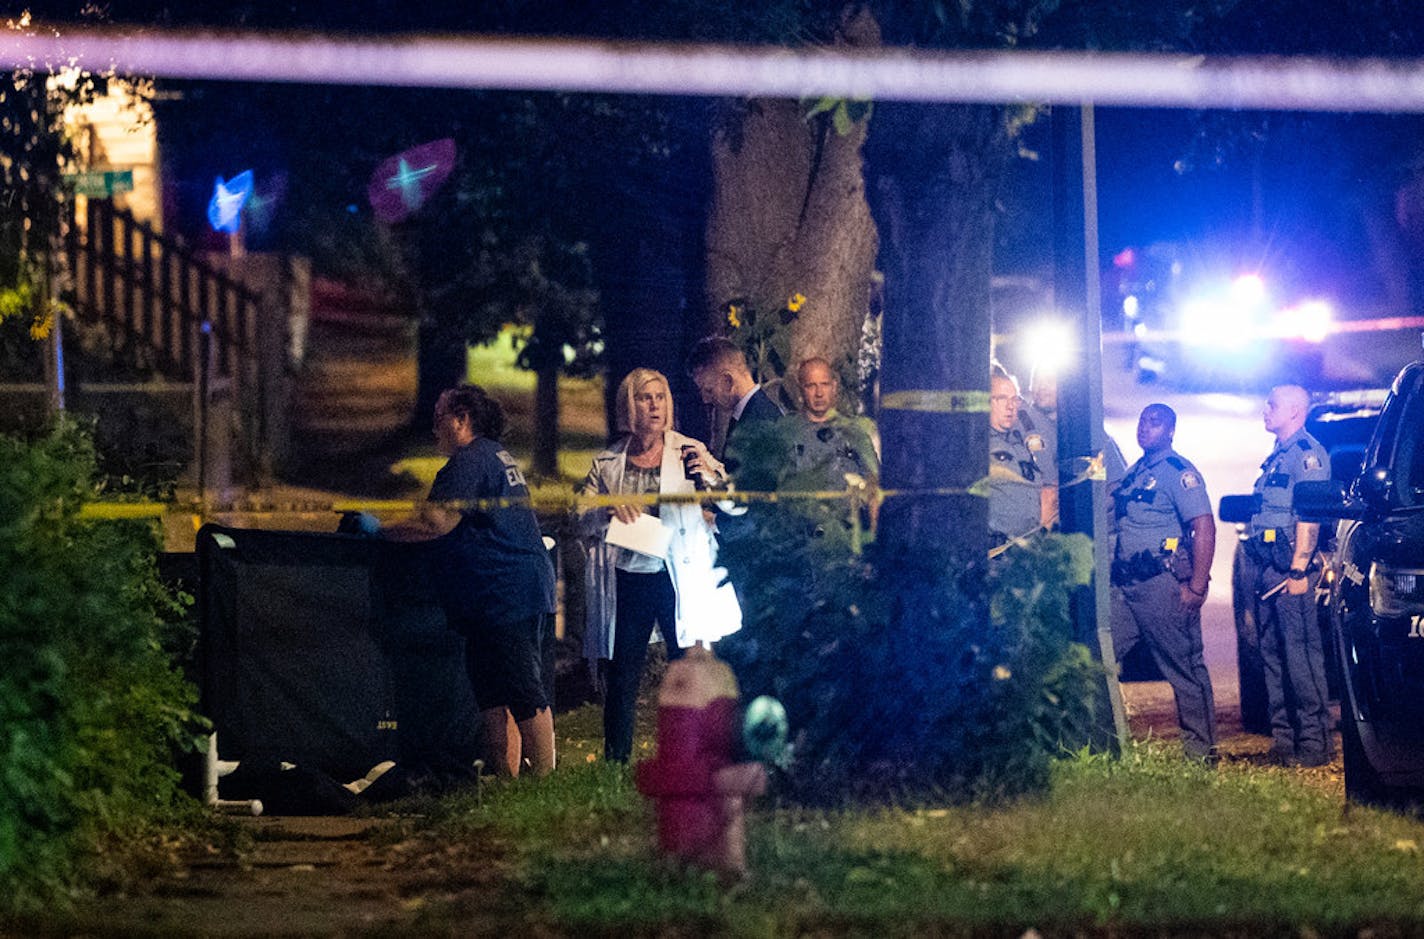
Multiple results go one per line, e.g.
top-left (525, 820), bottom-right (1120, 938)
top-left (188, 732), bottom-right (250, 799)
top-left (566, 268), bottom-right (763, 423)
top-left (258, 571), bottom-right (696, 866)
top-left (1369, 563), bottom-right (1424, 617)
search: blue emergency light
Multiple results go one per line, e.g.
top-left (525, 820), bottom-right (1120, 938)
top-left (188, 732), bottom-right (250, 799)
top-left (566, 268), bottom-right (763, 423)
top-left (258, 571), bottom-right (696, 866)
top-left (207, 171), bottom-right (255, 234)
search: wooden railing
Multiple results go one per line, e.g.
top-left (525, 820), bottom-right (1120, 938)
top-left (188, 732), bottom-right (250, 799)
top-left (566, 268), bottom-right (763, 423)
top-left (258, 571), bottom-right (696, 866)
top-left (60, 198), bottom-right (272, 490)
top-left (62, 198), bottom-right (260, 387)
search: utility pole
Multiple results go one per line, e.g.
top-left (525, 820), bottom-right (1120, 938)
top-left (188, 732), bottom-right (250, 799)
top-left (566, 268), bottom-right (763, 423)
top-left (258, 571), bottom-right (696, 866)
top-left (1051, 103), bottom-right (1128, 752)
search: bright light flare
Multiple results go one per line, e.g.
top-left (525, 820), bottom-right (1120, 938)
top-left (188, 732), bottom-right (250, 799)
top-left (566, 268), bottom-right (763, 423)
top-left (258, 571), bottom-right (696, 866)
top-left (207, 170), bottom-right (254, 234)
top-left (1179, 295), bottom-right (1252, 347)
top-left (1271, 299), bottom-right (1333, 343)
top-left (1022, 318), bottom-right (1074, 375)
top-left (1230, 273), bottom-right (1267, 306)
top-left (1179, 274), bottom-right (1272, 347)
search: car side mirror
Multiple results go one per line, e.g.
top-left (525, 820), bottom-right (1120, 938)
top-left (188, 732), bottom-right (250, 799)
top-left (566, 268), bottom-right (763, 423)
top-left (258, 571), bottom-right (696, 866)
top-left (1357, 465), bottom-right (1393, 510)
top-left (1293, 479), bottom-right (1362, 521)
top-left (1217, 494), bottom-right (1260, 524)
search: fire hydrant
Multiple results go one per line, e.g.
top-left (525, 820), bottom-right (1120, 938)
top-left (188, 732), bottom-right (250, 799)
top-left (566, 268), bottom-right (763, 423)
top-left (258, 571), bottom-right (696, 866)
top-left (634, 645), bottom-right (767, 875)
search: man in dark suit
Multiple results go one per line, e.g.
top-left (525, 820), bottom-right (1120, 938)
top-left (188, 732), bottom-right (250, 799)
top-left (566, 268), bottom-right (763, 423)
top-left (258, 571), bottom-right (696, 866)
top-left (687, 337), bottom-right (783, 467)
top-left (687, 337), bottom-right (784, 538)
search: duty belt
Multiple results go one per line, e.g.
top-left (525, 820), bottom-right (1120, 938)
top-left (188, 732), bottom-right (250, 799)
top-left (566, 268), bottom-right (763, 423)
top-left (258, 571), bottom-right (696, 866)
top-left (1243, 529), bottom-right (1293, 571)
top-left (1111, 550), bottom-right (1168, 587)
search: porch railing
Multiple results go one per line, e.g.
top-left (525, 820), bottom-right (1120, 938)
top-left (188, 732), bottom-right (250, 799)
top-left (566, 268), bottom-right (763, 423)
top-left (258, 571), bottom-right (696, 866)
top-left (62, 198), bottom-right (260, 388)
top-left (60, 198), bottom-right (270, 491)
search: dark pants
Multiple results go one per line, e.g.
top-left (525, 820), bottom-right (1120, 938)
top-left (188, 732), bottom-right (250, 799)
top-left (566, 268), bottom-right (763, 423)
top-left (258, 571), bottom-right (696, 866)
top-left (1244, 554), bottom-right (1331, 762)
top-left (604, 568), bottom-right (685, 762)
top-left (1111, 571), bottom-right (1217, 758)
top-left (457, 612), bottom-right (549, 722)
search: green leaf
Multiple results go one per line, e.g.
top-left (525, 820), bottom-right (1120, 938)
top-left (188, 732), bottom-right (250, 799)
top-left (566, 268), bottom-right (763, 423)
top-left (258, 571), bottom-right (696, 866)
top-left (802, 96), bottom-right (840, 120)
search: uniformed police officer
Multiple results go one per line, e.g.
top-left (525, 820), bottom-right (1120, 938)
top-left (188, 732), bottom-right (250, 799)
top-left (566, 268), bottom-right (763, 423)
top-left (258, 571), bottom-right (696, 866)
top-left (782, 358), bottom-right (880, 484)
top-left (779, 358), bottom-right (880, 547)
top-left (1019, 366), bottom-right (1066, 528)
top-left (989, 372), bottom-right (1054, 545)
top-left (1243, 384), bottom-right (1332, 766)
top-left (1110, 403), bottom-right (1218, 761)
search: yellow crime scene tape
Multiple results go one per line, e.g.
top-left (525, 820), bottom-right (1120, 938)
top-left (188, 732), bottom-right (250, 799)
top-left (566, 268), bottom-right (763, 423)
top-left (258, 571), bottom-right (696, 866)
top-left (80, 486), bottom-right (924, 519)
top-left (880, 390), bottom-right (990, 413)
top-left (79, 448), bottom-right (1114, 557)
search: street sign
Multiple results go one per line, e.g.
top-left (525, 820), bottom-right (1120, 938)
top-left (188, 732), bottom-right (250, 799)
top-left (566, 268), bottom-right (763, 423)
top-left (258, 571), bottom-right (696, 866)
top-left (63, 169), bottom-right (134, 198)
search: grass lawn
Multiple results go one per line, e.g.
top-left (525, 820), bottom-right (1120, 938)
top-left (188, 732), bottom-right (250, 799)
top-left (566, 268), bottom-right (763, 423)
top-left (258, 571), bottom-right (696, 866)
top-left (401, 714), bottom-right (1424, 936)
top-left (234, 333), bottom-right (1424, 934)
top-left (363, 335), bottom-right (1424, 934)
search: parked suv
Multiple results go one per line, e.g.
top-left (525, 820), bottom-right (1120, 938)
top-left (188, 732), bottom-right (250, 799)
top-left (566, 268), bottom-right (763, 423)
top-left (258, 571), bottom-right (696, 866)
top-left (1296, 360), bottom-right (1424, 808)
top-left (1229, 389), bottom-right (1389, 733)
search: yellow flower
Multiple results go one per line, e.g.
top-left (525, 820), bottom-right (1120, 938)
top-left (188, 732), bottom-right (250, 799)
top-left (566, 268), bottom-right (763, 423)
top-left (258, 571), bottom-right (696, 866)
top-left (28, 313), bottom-right (53, 341)
top-left (787, 292), bottom-right (806, 312)
top-left (727, 305), bottom-right (742, 328)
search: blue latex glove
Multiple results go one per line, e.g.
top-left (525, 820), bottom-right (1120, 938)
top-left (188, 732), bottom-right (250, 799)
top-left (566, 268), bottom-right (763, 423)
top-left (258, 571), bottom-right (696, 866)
top-left (337, 511), bottom-right (381, 537)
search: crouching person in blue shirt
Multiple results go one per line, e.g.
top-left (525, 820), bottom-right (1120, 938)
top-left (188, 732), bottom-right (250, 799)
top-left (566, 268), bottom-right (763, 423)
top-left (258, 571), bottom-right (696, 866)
top-left (380, 384), bottom-right (557, 778)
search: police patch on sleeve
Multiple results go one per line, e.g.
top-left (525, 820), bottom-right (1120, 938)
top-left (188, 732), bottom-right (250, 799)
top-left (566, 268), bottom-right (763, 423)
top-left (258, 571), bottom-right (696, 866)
top-left (1026, 433), bottom-right (1045, 452)
top-left (1180, 471), bottom-right (1201, 490)
top-left (1303, 454), bottom-right (1322, 471)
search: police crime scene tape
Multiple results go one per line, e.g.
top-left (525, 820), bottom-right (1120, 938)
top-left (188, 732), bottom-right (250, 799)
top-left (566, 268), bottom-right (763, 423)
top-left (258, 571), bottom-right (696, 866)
top-left (78, 448), bottom-right (1113, 528)
top-left (78, 486), bottom-right (908, 520)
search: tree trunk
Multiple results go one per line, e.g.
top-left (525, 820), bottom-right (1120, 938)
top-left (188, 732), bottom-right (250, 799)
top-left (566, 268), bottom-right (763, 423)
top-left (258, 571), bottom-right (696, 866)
top-left (867, 101), bottom-right (1015, 567)
top-left (591, 99), bottom-right (712, 443)
top-left (704, 12), bottom-right (879, 396)
top-left (533, 360), bottom-right (559, 478)
top-left (414, 316), bottom-right (466, 432)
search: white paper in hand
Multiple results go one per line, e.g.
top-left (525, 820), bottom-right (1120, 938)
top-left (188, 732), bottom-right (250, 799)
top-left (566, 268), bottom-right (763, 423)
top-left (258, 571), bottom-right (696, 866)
top-left (605, 513), bottom-right (671, 559)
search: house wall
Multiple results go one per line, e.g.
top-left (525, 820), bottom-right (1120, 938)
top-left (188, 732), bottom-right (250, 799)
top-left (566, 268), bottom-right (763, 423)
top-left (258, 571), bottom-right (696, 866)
top-left (61, 82), bottom-right (161, 228)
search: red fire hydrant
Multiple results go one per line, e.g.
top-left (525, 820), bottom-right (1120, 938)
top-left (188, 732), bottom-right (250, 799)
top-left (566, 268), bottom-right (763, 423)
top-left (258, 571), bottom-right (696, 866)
top-left (635, 645), bottom-right (767, 875)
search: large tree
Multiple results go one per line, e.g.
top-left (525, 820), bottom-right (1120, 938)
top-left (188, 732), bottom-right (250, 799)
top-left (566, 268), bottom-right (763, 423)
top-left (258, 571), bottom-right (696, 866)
top-left (704, 8), bottom-right (880, 401)
top-left (862, 0), bottom-right (1257, 559)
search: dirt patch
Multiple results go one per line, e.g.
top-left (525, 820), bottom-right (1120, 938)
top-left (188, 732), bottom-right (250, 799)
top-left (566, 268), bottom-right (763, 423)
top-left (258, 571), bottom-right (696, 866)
top-left (23, 815), bottom-right (517, 938)
top-left (1119, 680), bottom-right (1345, 798)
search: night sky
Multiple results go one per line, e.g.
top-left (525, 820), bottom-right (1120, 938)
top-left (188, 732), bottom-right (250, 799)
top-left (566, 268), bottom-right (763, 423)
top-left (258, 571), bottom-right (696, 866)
top-left (1090, 106), bottom-right (1415, 311)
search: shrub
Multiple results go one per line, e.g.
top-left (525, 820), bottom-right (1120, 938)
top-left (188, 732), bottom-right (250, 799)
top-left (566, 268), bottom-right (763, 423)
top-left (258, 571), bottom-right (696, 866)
top-left (716, 488), bottom-right (1101, 805)
top-left (0, 419), bottom-right (204, 909)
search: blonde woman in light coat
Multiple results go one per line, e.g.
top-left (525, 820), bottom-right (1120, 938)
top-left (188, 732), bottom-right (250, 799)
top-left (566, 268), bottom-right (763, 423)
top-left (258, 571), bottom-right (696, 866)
top-left (580, 368), bottom-right (742, 762)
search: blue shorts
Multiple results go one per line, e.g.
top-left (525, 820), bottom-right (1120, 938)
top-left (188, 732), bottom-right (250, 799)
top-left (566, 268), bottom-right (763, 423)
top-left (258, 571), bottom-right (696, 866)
top-left (453, 612), bottom-right (550, 722)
